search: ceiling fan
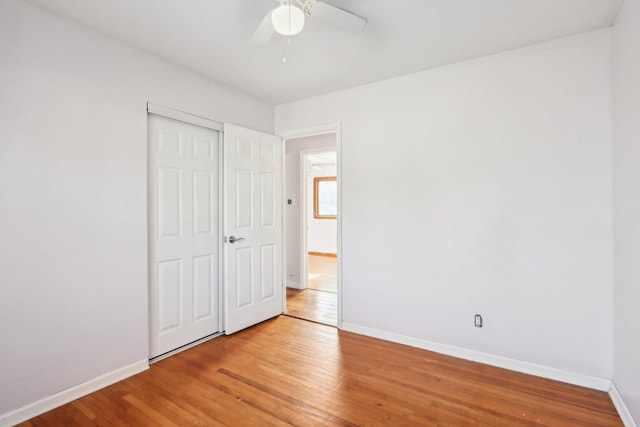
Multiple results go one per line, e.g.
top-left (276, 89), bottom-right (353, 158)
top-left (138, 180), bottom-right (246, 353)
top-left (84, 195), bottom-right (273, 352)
top-left (251, 0), bottom-right (367, 46)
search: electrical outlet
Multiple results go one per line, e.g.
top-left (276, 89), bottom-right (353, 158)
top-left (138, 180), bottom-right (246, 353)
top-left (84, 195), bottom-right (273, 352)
top-left (474, 314), bottom-right (483, 328)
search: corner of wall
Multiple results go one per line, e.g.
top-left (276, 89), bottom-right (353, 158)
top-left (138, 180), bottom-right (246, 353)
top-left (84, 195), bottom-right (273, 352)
top-left (610, 382), bottom-right (640, 427)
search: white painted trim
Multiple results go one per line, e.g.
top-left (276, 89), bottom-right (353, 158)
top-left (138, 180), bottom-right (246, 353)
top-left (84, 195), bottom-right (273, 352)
top-left (0, 359), bottom-right (148, 427)
top-left (334, 124), bottom-right (343, 329)
top-left (147, 103), bottom-right (223, 131)
top-left (221, 125), bottom-right (229, 330)
top-left (610, 382), bottom-right (639, 427)
top-left (281, 134), bottom-right (288, 314)
top-left (218, 130), bottom-right (225, 332)
top-left (277, 122), bottom-right (340, 140)
top-left (340, 322), bottom-right (611, 391)
top-left (299, 148), bottom-right (308, 291)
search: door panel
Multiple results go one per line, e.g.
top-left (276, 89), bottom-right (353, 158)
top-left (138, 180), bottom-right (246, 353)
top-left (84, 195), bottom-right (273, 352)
top-left (158, 167), bottom-right (182, 239)
top-left (260, 244), bottom-right (276, 299)
top-left (224, 124), bottom-right (282, 334)
top-left (149, 114), bottom-right (220, 358)
top-left (236, 247), bottom-right (253, 308)
top-left (158, 259), bottom-right (182, 332)
top-left (193, 170), bottom-right (213, 235)
top-left (236, 170), bottom-right (253, 228)
top-left (193, 254), bottom-right (213, 321)
top-left (261, 173), bottom-right (275, 227)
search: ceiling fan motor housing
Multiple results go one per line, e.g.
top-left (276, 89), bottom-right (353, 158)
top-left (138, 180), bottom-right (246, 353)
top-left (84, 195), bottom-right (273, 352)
top-left (271, 1), bottom-right (306, 36)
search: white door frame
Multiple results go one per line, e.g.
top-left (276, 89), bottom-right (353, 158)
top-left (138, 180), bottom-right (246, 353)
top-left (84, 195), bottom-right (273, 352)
top-left (278, 123), bottom-right (343, 328)
top-left (146, 103), bottom-right (225, 360)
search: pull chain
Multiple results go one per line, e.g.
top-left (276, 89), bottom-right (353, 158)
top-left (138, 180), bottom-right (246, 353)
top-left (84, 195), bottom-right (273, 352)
top-left (283, 37), bottom-right (291, 64)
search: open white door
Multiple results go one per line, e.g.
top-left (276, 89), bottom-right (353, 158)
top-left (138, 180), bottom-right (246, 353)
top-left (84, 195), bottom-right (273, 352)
top-left (224, 124), bottom-right (283, 334)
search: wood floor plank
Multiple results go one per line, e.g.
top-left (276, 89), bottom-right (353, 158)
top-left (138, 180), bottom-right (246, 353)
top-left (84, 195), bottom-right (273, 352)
top-left (20, 316), bottom-right (622, 426)
top-left (286, 288), bottom-right (337, 325)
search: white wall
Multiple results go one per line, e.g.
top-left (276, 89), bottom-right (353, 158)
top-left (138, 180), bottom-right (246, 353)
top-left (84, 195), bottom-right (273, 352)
top-left (612, 0), bottom-right (640, 422)
top-left (284, 134), bottom-right (335, 287)
top-left (0, 0), bottom-right (273, 417)
top-left (276, 29), bottom-right (613, 378)
top-left (307, 163), bottom-right (337, 254)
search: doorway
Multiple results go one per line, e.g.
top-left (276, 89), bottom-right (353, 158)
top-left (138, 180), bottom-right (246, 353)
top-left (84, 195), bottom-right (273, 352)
top-left (283, 132), bottom-right (338, 326)
top-left (306, 151), bottom-right (338, 294)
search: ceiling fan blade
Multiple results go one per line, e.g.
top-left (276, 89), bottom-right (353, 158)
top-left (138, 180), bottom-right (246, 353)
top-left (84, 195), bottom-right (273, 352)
top-left (250, 10), bottom-right (275, 47)
top-left (310, 1), bottom-right (367, 34)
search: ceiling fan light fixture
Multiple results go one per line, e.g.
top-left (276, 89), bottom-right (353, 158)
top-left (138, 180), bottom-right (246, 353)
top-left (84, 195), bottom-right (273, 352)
top-left (271, 2), bottom-right (305, 36)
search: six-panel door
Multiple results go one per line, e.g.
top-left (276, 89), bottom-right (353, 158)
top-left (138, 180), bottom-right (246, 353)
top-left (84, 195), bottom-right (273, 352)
top-left (148, 114), bottom-right (220, 358)
top-left (224, 123), bottom-right (283, 334)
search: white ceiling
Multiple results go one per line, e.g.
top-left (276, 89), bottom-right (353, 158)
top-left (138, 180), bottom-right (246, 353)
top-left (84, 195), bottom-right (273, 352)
top-left (24, 0), bottom-right (622, 104)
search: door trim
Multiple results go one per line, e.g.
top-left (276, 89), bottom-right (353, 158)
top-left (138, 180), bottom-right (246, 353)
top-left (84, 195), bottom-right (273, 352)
top-left (147, 103), bottom-right (223, 132)
top-left (277, 123), bottom-right (343, 328)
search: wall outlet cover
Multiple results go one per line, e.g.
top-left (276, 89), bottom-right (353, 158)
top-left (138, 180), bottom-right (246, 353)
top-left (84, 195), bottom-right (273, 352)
top-left (474, 314), bottom-right (483, 328)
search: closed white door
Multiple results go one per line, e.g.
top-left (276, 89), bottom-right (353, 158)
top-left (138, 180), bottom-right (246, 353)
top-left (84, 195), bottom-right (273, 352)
top-left (148, 114), bottom-right (221, 358)
top-left (224, 123), bottom-right (283, 334)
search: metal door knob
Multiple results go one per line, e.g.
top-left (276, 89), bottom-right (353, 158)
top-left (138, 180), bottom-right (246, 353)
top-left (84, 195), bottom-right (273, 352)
top-left (228, 235), bottom-right (245, 244)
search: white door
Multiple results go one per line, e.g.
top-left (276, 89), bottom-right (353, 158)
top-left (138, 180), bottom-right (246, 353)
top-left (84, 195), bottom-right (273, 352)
top-left (148, 114), bottom-right (221, 358)
top-left (224, 123), bottom-right (283, 334)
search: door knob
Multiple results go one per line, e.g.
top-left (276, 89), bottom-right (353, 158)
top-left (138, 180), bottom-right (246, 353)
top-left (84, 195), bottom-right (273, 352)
top-left (228, 235), bottom-right (245, 244)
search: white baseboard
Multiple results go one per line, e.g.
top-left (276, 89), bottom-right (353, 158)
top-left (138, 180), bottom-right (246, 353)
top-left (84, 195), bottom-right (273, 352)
top-left (610, 382), bottom-right (639, 427)
top-left (286, 281), bottom-right (303, 290)
top-left (0, 359), bottom-right (148, 427)
top-left (340, 322), bottom-right (611, 391)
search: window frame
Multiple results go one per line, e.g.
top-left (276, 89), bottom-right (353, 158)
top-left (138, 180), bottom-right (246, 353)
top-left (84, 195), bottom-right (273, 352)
top-left (313, 176), bottom-right (337, 220)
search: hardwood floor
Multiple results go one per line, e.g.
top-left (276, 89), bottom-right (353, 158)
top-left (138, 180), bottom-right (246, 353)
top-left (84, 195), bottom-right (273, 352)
top-left (307, 255), bottom-right (337, 293)
top-left (21, 316), bottom-right (622, 426)
top-left (286, 288), bottom-right (337, 326)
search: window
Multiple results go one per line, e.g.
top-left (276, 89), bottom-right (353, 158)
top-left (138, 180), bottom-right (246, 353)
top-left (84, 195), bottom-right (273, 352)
top-left (313, 176), bottom-right (337, 219)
